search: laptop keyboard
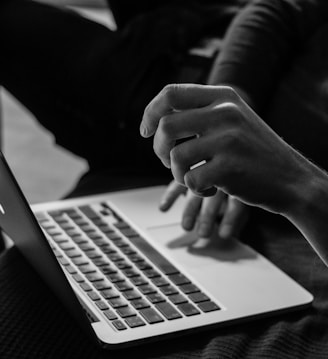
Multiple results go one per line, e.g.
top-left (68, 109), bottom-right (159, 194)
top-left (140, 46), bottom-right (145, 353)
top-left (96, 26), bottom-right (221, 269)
top-left (36, 203), bottom-right (220, 331)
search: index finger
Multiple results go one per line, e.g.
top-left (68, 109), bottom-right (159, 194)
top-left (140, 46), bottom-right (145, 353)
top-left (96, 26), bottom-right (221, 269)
top-left (140, 84), bottom-right (234, 138)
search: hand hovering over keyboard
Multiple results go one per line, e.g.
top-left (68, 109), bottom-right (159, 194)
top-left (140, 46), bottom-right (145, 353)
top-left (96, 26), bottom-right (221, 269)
top-left (159, 180), bottom-right (249, 240)
top-left (140, 83), bottom-right (328, 266)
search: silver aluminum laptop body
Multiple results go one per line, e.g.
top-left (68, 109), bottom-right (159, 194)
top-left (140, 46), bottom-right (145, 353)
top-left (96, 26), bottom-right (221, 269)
top-left (0, 152), bottom-right (313, 349)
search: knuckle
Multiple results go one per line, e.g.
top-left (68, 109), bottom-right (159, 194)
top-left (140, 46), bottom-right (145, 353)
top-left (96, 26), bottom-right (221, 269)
top-left (184, 172), bottom-right (201, 193)
top-left (170, 145), bottom-right (184, 165)
top-left (222, 85), bottom-right (239, 101)
top-left (158, 115), bottom-right (173, 136)
top-left (163, 83), bottom-right (179, 103)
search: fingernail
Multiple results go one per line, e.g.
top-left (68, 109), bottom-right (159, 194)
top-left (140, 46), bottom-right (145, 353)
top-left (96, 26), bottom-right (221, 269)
top-left (182, 217), bottom-right (193, 230)
top-left (198, 224), bottom-right (210, 238)
top-left (140, 125), bottom-right (147, 137)
top-left (219, 225), bottom-right (231, 239)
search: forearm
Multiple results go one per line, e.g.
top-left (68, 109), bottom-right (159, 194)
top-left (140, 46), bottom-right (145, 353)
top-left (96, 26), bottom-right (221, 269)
top-left (208, 0), bottom-right (328, 112)
top-left (282, 158), bottom-right (328, 267)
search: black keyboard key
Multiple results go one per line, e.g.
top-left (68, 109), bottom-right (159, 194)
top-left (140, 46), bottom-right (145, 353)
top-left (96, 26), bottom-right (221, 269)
top-left (79, 244), bottom-right (94, 252)
top-left (101, 265), bottom-right (117, 275)
top-left (127, 253), bottom-right (144, 262)
top-left (151, 277), bottom-right (169, 287)
top-left (129, 276), bottom-right (148, 286)
top-left (87, 291), bottom-right (101, 301)
top-left (93, 280), bottom-right (112, 291)
top-left (107, 273), bottom-right (125, 283)
top-left (79, 206), bottom-right (99, 219)
top-left (66, 229), bottom-right (82, 237)
top-left (138, 284), bottom-right (157, 295)
top-left (177, 303), bottom-right (200, 316)
top-left (198, 301), bottom-right (220, 313)
top-left (65, 265), bottom-right (77, 274)
top-left (114, 222), bottom-right (130, 230)
top-left (156, 302), bottom-right (182, 320)
top-left (120, 247), bottom-right (136, 255)
top-left (188, 292), bottom-right (210, 303)
top-left (79, 264), bottom-right (96, 274)
top-left (80, 283), bottom-right (92, 292)
top-left (72, 257), bottom-right (89, 266)
top-left (58, 257), bottom-right (70, 266)
top-left (143, 269), bottom-right (160, 278)
top-left (107, 297), bottom-right (128, 309)
top-left (107, 253), bottom-right (124, 262)
top-left (105, 232), bottom-right (122, 241)
top-left (119, 228), bottom-right (139, 237)
top-left (116, 306), bottom-right (137, 318)
top-left (122, 289), bottom-right (141, 301)
top-left (115, 281), bottom-right (133, 292)
top-left (129, 236), bottom-right (179, 275)
top-left (101, 289), bottom-right (119, 299)
top-left (85, 272), bottom-right (103, 282)
top-left (72, 274), bottom-right (84, 283)
top-left (71, 236), bottom-right (88, 245)
top-left (86, 251), bottom-right (102, 260)
top-left (66, 250), bottom-right (82, 258)
top-left (140, 308), bottom-right (164, 324)
top-left (131, 298), bottom-right (150, 310)
top-left (121, 268), bottom-right (139, 278)
top-left (52, 235), bottom-right (68, 243)
top-left (88, 233), bottom-right (103, 240)
top-left (147, 293), bottom-right (166, 304)
top-left (169, 294), bottom-right (188, 305)
top-left (112, 320), bottom-right (127, 331)
top-left (112, 239), bottom-right (129, 248)
top-left (135, 261), bottom-right (152, 271)
top-left (103, 309), bottom-right (118, 321)
top-left (125, 316), bottom-right (145, 328)
top-left (92, 258), bottom-right (109, 267)
top-left (115, 261), bottom-right (132, 270)
top-left (168, 273), bottom-right (191, 286)
top-left (160, 285), bottom-right (178, 296)
top-left (95, 301), bottom-right (109, 311)
top-left (180, 284), bottom-right (200, 294)
top-left (80, 225), bottom-right (96, 233)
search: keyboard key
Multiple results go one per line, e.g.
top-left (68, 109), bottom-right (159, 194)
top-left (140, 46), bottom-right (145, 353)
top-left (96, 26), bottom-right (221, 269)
top-left (95, 301), bottom-right (109, 310)
top-left (198, 301), bottom-right (221, 313)
top-left (71, 236), bottom-right (88, 245)
top-left (177, 303), bottom-right (200, 316)
top-left (92, 258), bottom-right (109, 267)
top-left (112, 320), bottom-right (127, 331)
top-left (155, 302), bottom-right (182, 320)
top-left (122, 289), bottom-right (141, 301)
top-left (120, 247), bottom-right (136, 255)
top-left (101, 265), bottom-right (117, 275)
top-left (80, 283), bottom-right (92, 292)
top-left (119, 228), bottom-right (139, 237)
top-left (115, 282), bottom-right (133, 292)
top-left (72, 257), bottom-right (89, 266)
top-left (79, 244), bottom-right (94, 252)
top-left (160, 285), bottom-right (178, 296)
top-left (103, 309), bottom-right (118, 321)
top-left (107, 273), bottom-right (125, 283)
top-left (58, 257), bottom-right (70, 266)
top-left (140, 308), bottom-right (164, 324)
top-left (168, 273), bottom-right (191, 286)
top-left (87, 291), bottom-right (101, 301)
top-left (79, 206), bottom-right (99, 219)
top-left (72, 274), bottom-right (84, 283)
top-left (146, 293), bottom-right (166, 304)
top-left (101, 289), bottom-right (120, 299)
top-left (93, 281), bottom-right (112, 291)
top-left (112, 239), bottom-right (129, 248)
top-left (88, 233), bottom-right (103, 240)
top-left (135, 261), bottom-right (152, 271)
top-left (79, 264), bottom-right (96, 274)
top-left (107, 297), bottom-right (128, 309)
top-left (115, 261), bottom-right (132, 270)
top-left (105, 232), bottom-right (122, 241)
top-left (107, 253), bottom-right (124, 262)
top-left (143, 269), bottom-right (160, 278)
top-left (169, 294), bottom-right (188, 305)
top-left (86, 251), bottom-right (102, 260)
top-left (65, 265), bottom-right (77, 274)
top-left (125, 316), bottom-right (145, 328)
top-left (127, 253), bottom-right (144, 263)
top-left (52, 235), bottom-right (69, 243)
top-left (65, 250), bottom-right (81, 258)
top-left (121, 268), bottom-right (139, 278)
top-left (85, 272), bottom-right (103, 282)
top-left (129, 276), bottom-right (148, 286)
top-left (116, 306), bottom-right (137, 318)
top-left (138, 284), bottom-right (157, 295)
top-left (129, 236), bottom-right (179, 275)
top-left (114, 222), bottom-right (130, 230)
top-left (151, 277), bottom-right (169, 287)
top-left (130, 298), bottom-right (150, 310)
top-left (180, 284), bottom-right (200, 294)
top-left (101, 246), bottom-right (117, 255)
top-left (188, 292), bottom-right (210, 303)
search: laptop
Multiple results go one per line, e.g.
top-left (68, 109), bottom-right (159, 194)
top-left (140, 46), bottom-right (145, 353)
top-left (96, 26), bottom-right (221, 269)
top-left (0, 151), bottom-right (313, 349)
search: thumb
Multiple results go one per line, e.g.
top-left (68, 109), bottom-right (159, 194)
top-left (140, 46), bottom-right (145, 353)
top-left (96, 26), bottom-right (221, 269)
top-left (140, 84), bottom-right (235, 138)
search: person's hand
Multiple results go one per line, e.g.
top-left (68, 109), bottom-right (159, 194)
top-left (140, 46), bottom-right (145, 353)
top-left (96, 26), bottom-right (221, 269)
top-left (140, 84), bottom-right (313, 216)
top-left (160, 180), bottom-right (249, 239)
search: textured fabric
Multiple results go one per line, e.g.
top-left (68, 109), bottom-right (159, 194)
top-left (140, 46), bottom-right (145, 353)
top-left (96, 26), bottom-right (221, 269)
top-left (0, 212), bottom-right (328, 359)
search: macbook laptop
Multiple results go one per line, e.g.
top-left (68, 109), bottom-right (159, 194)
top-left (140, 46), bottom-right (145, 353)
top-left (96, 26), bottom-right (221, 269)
top-left (0, 151), bottom-right (313, 349)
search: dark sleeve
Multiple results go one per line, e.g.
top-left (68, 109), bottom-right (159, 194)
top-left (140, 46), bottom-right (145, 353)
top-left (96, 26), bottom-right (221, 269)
top-left (207, 0), bottom-right (328, 112)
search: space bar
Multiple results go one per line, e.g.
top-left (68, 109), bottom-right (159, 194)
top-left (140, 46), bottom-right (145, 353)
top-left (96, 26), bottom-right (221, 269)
top-left (129, 236), bottom-right (179, 275)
